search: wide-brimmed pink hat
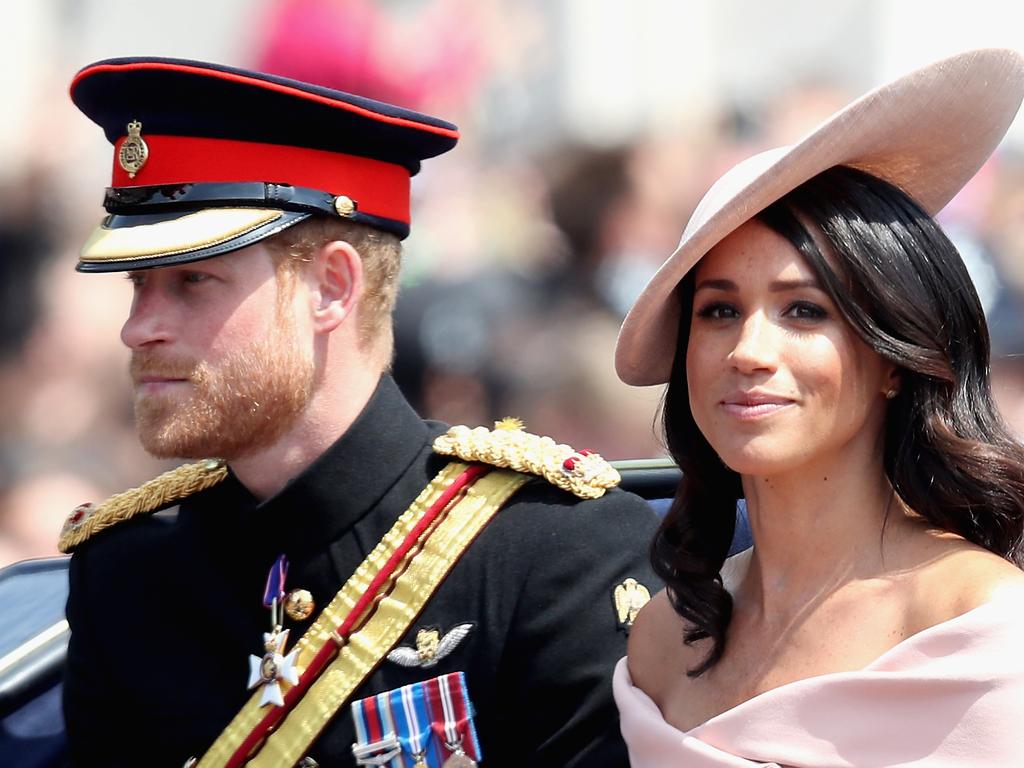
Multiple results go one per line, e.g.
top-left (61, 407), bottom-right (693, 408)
top-left (615, 48), bottom-right (1024, 387)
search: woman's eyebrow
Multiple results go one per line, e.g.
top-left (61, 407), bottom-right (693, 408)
top-left (694, 277), bottom-right (823, 292)
top-left (694, 278), bottom-right (736, 292)
top-left (769, 278), bottom-right (822, 291)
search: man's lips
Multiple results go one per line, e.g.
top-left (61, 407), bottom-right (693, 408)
top-left (136, 375), bottom-right (189, 384)
top-left (720, 391), bottom-right (795, 419)
top-left (133, 374), bottom-right (192, 393)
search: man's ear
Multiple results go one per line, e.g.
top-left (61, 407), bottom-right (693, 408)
top-left (310, 239), bottom-right (363, 334)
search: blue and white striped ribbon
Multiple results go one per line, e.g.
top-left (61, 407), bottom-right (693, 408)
top-left (353, 682), bottom-right (435, 767)
top-left (390, 680), bottom-right (433, 765)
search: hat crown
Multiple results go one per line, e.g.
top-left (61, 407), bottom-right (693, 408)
top-left (73, 57), bottom-right (460, 271)
top-left (681, 147), bottom-right (791, 247)
top-left (616, 47), bottom-right (1024, 387)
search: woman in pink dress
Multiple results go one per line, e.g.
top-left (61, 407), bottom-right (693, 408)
top-left (613, 49), bottom-right (1024, 766)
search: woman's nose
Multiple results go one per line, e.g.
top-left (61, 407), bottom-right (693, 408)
top-left (727, 312), bottom-right (779, 374)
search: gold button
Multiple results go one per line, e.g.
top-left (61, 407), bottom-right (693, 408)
top-left (333, 195), bottom-right (357, 217)
top-left (284, 588), bottom-right (315, 621)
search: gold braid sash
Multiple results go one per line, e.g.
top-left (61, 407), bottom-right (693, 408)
top-left (197, 461), bottom-right (529, 767)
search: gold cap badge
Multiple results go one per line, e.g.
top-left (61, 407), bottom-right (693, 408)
top-left (118, 120), bottom-right (149, 178)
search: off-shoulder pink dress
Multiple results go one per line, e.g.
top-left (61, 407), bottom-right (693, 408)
top-left (613, 594), bottom-right (1024, 767)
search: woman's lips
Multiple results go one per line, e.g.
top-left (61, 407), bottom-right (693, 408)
top-left (720, 392), bottom-right (795, 420)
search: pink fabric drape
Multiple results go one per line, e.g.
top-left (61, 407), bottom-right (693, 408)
top-left (614, 594), bottom-right (1024, 767)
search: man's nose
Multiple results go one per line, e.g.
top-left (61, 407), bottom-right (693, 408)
top-left (120, 286), bottom-right (174, 349)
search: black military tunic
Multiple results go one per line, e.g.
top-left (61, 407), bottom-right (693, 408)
top-left (64, 376), bottom-right (660, 767)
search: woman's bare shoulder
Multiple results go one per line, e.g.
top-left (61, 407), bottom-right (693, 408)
top-left (908, 534), bottom-right (1024, 627)
top-left (627, 551), bottom-right (750, 701)
top-left (626, 589), bottom-right (695, 702)
top-left (945, 547), bottom-right (1024, 607)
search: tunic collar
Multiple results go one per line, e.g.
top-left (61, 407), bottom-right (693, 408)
top-left (184, 375), bottom-right (430, 559)
top-left (257, 374), bottom-right (428, 556)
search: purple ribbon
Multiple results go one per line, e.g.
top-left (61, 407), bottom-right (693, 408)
top-left (262, 554), bottom-right (288, 609)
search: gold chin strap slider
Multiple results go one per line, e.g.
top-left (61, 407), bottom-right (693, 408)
top-left (333, 195), bottom-right (357, 217)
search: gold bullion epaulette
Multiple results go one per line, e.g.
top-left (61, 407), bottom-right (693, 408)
top-left (58, 459), bottom-right (228, 553)
top-left (432, 418), bottom-right (620, 499)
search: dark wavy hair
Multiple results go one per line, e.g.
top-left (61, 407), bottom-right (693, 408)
top-left (653, 165), bottom-right (1024, 677)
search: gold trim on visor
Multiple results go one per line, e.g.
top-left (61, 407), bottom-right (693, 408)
top-left (79, 208), bottom-right (284, 263)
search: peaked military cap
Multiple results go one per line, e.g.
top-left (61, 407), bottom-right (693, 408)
top-left (71, 57), bottom-right (460, 272)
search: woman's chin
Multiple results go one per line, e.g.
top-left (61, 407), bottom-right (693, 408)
top-left (717, 447), bottom-right (804, 478)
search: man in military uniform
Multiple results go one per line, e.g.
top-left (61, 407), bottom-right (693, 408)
top-left (60, 58), bottom-right (659, 767)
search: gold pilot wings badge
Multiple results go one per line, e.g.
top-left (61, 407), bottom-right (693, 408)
top-left (386, 624), bottom-right (474, 668)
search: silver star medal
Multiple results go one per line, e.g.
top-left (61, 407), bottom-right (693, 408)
top-left (442, 747), bottom-right (478, 768)
top-left (248, 628), bottom-right (300, 707)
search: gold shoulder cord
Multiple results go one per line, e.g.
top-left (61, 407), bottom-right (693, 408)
top-left (198, 462), bottom-right (529, 767)
top-left (58, 459), bottom-right (227, 553)
top-left (433, 420), bottom-right (620, 499)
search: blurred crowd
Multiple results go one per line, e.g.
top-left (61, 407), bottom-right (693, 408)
top-left (2, 0), bottom-right (1024, 567)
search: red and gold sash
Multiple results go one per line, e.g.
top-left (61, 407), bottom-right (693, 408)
top-left (197, 461), bottom-right (529, 768)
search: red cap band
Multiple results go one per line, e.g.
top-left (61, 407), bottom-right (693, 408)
top-left (111, 134), bottom-right (411, 224)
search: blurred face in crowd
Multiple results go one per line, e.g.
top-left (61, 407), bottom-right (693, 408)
top-left (120, 244), bottom-right (315, 460)
top-left (685, 219), bottom-right (892, 477)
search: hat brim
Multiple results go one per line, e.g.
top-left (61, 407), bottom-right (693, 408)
top-left (615, 48), bottom-right (1024, 386)
top-left (77, 207), bottom-right (309, 272)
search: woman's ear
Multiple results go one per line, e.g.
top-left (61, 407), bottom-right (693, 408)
top-left (310, 239), bottom-right (363, 334)
top-left (882, 366), bottom-right (902, 400)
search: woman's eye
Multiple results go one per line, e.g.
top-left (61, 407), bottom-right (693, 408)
top-left (696, 302), bottom-right (738, 320)
top-left (785, 301), bottom-right (827, 320)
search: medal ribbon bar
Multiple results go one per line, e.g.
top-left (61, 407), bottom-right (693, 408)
top-left (424, 674), bottom-right (481, 767)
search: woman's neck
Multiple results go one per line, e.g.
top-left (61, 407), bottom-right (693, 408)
top-left (737, 442), bottom-right (908, 620)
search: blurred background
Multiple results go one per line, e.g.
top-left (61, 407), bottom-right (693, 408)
top-left (2, 0), bottom-right (1024, 566)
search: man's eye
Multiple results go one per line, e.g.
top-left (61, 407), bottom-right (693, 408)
top-left (183, 272), bottom-right (209, 284)
top-left (125, 273), bottom-right (145, 287)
